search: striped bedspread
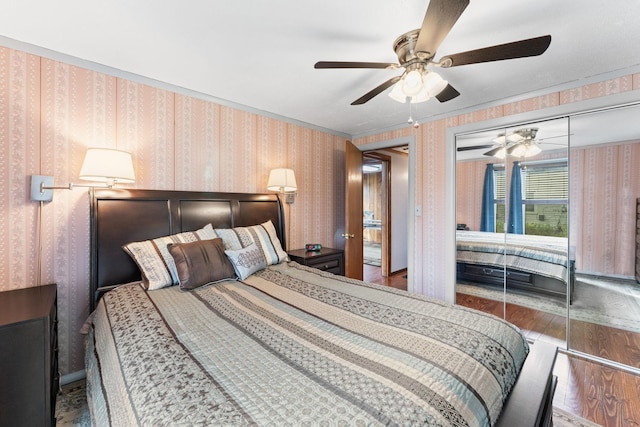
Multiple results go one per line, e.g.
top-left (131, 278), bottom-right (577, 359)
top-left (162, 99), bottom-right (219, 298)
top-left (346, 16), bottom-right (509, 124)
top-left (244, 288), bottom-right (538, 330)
top-left (456, 231), bottom-right (569, 282)
top-left (86, 262), bottom-right (529, 427)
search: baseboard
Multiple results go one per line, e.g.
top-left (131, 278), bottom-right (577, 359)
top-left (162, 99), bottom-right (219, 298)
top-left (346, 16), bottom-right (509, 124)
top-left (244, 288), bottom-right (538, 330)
top-left (61, 370), bottom-right (86, 385)
top-left (576, 271), bottom-right (635, 281)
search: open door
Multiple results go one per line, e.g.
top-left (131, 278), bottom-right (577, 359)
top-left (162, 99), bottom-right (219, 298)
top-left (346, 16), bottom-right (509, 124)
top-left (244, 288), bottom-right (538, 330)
top-left (344, 140), bottom-right (363, 279)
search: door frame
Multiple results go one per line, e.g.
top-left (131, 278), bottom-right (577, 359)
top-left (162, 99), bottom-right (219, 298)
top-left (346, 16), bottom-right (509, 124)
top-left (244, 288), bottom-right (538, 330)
top-left (357, 136), bottom-right (416, 293)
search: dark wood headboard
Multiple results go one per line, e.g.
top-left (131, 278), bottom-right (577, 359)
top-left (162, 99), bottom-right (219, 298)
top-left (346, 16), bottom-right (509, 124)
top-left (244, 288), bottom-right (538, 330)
top-left (89, 189), bottom-right (285, 310)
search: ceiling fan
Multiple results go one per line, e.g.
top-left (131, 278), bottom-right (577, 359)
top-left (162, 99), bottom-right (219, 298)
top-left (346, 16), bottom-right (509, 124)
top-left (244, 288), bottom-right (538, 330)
top-left (457, 127), bottom-right (567, 159)
top-left (484, 128), bottom-right (542, 158)
top-left (314, 0), bottom-right (551, 106)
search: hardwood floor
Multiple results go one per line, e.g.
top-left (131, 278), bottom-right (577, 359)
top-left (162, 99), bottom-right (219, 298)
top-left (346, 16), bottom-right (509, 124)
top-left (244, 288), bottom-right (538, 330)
top-left (363, 265), bottom-right (640, 427)
top-left (363, 264), bottom-right (407, 290)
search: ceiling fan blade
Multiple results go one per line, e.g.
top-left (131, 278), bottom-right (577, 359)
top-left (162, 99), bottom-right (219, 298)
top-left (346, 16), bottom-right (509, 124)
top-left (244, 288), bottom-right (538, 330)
top-left (351, 76), bottom-right (402, 105)
top-left (415, 0), bottom-right (470, 58)
top-left (442, 35), bottom-right (552, 67)
top-left (436, 84), bottom-right (460, 102)
top-left (315, 61), bottom-right (399, 69)
top-left (484, 146), bottom-right (506, 157)
top-left (457, 144), bottom-right (494, 152)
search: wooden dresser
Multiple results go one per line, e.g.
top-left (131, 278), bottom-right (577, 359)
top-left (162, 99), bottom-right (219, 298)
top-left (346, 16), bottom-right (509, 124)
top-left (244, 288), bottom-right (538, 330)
top-left (0, 284), bottom-right (58, 427)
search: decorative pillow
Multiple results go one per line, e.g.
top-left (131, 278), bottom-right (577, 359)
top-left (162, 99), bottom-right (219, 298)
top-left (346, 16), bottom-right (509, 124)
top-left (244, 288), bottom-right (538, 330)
top-left (225, 243), bottom-right (267, 280)
top-left (123, 224), bottom-right (216, 290)
top-left (215, 220), bottom-right (288, 266)
top-left (167, 238), bottom-right (236, 290)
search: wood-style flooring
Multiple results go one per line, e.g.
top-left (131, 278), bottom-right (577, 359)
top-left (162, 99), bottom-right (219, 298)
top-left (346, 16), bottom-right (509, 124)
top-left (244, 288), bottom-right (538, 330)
top-left (363, 265), bottom-right (640, 427)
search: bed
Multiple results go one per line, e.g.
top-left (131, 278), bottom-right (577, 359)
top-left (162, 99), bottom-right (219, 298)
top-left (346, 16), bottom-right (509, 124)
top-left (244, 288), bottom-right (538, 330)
top-left (456, 231), bottom-right (574, 299)
top-left (85, 189), bottom-right (557, 427)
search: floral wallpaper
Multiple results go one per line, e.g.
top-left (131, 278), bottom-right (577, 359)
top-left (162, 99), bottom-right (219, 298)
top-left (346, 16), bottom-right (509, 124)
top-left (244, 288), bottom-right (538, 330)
top-left (0, 46), bottom-right (345, 376)
top-left (1, 42), bottom-right (639, 378)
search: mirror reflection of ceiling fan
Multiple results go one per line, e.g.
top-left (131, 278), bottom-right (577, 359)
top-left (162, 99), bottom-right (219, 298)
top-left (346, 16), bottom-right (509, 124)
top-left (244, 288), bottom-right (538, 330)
top-left (457, 127), bottom-right (568, 159)
top-left (314, 0), bottom-right (552, 106)
top-left (486, 128), bottom-right (541, 158)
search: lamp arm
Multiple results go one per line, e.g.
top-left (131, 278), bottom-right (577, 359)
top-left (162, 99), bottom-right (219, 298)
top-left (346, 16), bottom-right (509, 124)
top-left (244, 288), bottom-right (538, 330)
top-left (41, 182), bottom-right (111, 191)
top-left (30, 175), bottom-right (115, 202)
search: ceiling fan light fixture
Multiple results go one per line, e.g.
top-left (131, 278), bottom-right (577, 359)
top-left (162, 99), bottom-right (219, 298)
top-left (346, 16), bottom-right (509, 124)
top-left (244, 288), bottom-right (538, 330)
top-left (388, 69), bottom-right (447, 104)
top-left (507, 142), bottom-right (541, 158)
top-left (484, 145), bottom-right (508, 159)
top-left (388, 81), bottom-right (409, 103)
top-left (507, 144), bottom-right (525, 157)
top-left (403, 69), bottom-right (423, 95)
top-left (422, 71), bottom-right (448, 97)
top-left (524, 144), bottom-right (542, 157)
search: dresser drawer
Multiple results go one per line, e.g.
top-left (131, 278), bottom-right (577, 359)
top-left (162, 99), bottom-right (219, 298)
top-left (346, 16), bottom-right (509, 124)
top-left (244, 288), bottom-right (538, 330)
top-left (307, 257), bottom-right (341, 271)
top-left (287, 248), bottom-right (345, 276)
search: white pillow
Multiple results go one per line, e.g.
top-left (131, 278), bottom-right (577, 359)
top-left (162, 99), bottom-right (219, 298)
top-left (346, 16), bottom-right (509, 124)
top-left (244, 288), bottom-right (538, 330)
top-left (215, 220), bottom-right (288, 265)
top-left (225, 243), bottom-right (268, 280)
top-left (123, 224), bottom-right (216, 290)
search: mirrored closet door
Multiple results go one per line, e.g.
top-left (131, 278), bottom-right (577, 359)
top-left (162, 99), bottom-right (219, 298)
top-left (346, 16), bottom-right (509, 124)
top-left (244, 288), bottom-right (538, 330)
top-left (568, 104), bottom-right (640, 369)
top-left (455, 117), bottom-right (570, 348)
top-left (455, 103), bottom-right (640, 372)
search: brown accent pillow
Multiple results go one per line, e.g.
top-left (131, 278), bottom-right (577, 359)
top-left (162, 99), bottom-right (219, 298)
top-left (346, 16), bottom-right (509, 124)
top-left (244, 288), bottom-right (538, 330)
top-left (167, 238), bottom-right (236, 290)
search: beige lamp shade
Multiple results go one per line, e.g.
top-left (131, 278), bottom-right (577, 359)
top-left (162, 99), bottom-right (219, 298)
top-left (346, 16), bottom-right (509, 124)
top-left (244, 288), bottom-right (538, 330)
top-left (79, 148), bottom-right (135, 183)
top-left (267, 168), bottom-right (297, 193)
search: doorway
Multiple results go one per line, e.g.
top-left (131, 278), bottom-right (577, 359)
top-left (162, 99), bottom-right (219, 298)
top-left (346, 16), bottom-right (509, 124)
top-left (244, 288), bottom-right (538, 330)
top-left (361, 146), bottom-right (409, 283)
top-left (363, 152), bottom-right (390, 277)
top-left (345, 136), bottom-right (415, 291)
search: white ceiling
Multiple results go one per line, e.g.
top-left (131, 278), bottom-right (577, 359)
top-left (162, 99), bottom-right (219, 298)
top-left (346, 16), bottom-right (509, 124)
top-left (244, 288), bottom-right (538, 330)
top-left (2, 0), bottom-right (640, 137)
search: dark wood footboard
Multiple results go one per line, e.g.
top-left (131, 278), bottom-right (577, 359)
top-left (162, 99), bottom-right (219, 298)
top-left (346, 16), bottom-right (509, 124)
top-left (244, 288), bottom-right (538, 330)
top-left (497, 340), bottom-right (558, 427)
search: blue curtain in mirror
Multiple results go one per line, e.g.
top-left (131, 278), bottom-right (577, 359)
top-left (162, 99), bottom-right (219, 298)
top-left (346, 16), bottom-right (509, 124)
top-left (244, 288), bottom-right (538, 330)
top-left (508, 161), bottom-right (524, 234)
top-left (480, 164), bottom-right (495, 232)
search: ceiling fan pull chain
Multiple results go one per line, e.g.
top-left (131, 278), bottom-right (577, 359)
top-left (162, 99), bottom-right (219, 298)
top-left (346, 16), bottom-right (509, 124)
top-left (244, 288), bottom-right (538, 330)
top-left (407, 100), bottom-right (420, 128)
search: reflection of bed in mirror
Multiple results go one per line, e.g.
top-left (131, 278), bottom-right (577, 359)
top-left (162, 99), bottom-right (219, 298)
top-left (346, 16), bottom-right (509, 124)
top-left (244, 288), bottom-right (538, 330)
top-left (456, 231), bottom-right (574, 300)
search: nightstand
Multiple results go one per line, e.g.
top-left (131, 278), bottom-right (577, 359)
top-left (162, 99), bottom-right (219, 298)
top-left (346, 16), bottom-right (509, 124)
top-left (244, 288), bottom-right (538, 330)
top-left (0, 284), bottom-right (58, 427)
top-left (288, 248), bottom-right (345, 276)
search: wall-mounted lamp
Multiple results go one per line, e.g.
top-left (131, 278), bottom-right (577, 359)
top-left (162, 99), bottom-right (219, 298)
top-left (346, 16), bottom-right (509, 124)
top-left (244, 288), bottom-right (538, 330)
top-left (267, 168), bottom-right (297, 204)
top-left (30, 148), bottom-right (135, 202)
